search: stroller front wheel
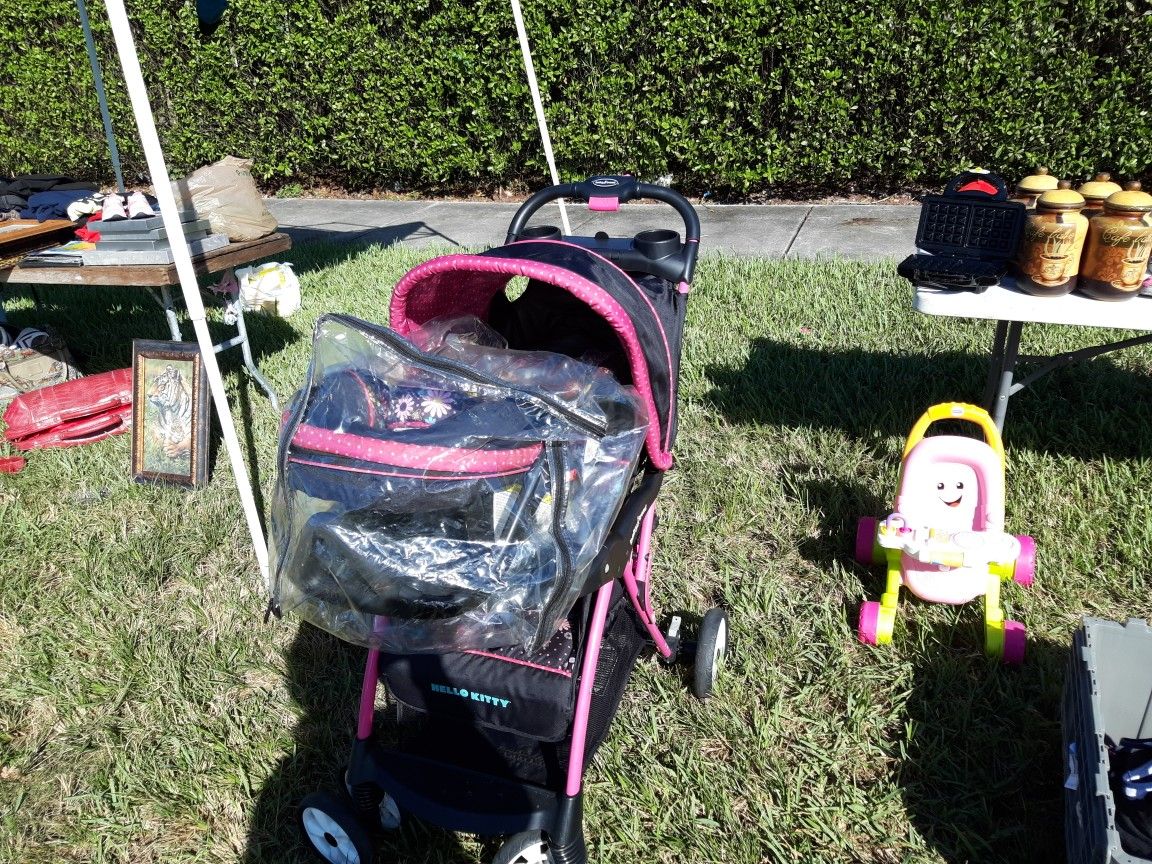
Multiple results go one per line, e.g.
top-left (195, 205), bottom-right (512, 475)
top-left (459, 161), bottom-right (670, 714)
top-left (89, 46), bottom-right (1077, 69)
top-left (377, 791), bottom-right (402, 830)
top-left (299, 791), bottom-right (375, 864)
top-left (693, 608), bottom-right (729, 700)
top-left (344, 770), bottom-right (402, 831)
top-left (493, 830), bottom-right (555, 864)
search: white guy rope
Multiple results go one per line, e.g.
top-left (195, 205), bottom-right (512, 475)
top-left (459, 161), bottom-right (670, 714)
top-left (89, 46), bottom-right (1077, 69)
top-left (509, 0), bottom-right (570, 234)
top-left (101, 0), bottom-right (271, 586)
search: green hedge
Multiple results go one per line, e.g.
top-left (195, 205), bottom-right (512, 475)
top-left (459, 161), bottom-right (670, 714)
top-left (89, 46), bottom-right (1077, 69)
top-left (2, 0), bottom-right (1150, 196)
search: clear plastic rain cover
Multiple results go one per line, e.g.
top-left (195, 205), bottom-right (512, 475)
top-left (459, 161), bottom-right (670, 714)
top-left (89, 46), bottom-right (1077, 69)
top-left (271, 313), bottom-right (648, 653)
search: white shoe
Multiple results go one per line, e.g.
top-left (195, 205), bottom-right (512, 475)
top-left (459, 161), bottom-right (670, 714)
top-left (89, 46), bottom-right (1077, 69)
top-left (101, 194), bottom-right (128, 222)
top-left (127, 191), bottom-right (156, 219)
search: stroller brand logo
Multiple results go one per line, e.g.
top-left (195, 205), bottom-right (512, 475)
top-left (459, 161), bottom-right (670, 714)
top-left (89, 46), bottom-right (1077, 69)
top-left (431, 682), bottom-right (511, 709)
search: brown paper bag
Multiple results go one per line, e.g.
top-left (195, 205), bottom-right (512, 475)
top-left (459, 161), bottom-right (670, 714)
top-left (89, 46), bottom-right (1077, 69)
top-left (171, 156), bottom-right (278, 241)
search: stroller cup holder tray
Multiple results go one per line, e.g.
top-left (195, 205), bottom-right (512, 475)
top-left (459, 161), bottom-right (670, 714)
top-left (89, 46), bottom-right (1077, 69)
top-left (517, 226), bottom-right (689, 283)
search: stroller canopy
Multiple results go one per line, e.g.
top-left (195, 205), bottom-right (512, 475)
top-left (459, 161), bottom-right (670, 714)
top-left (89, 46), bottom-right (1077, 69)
top-left (390, 240), bottom-right (686, 470)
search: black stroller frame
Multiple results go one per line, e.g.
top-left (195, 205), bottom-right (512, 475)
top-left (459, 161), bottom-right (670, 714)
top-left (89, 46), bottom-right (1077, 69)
top-left (296, 177), bottom-right (728, 864)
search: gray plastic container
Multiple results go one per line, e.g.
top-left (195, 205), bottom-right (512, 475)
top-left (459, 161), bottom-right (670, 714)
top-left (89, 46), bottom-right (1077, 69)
top-left (1064, 617), bottom-right (1152, 863)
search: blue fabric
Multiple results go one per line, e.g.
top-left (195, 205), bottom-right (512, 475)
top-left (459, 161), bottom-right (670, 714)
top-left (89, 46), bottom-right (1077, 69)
top-left (197, 0), bottom-right (227, 22)
top-left (197, 0), bottom-right (227, 35)
top-left (19, 190), bottom-right (88, 222)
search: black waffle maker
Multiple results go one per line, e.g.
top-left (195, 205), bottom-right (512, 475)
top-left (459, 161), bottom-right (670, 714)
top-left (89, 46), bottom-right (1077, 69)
top-left (897, 169), bottom-right (1026, 293)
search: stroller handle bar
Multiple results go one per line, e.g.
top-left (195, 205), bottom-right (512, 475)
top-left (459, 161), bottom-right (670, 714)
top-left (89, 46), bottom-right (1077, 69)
top-left (505, 175), bottom-right (701, 283)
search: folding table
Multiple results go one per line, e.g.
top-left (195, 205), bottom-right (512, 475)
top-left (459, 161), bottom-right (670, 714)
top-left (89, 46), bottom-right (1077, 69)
top-left (914, 279), bottom-right (1152, 431)
top-left (0, 232), bottom-right (291, 410)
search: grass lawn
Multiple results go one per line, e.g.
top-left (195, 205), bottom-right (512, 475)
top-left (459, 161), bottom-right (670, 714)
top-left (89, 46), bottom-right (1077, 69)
top-left (2, 242), bottom-right (1152, 864)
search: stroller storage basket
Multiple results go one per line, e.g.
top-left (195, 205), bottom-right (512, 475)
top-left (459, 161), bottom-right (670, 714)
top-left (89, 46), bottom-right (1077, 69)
top-left (376, 585), bottom-right (649, 777)
top-left (271, 313), bottom-right (647, 654)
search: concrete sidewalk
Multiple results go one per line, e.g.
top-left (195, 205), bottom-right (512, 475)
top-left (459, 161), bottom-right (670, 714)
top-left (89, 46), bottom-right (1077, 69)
top-left (265, 198), bottom-right (920, 261)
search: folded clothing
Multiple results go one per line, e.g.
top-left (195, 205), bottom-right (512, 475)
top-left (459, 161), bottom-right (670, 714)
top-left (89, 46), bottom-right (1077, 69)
top-left (0, 326), bottom-right (50, 349)
top-left (1110, 736), bottom-right (1152, 858)
top-left (0, 175), bottom-right (98, 213)
top-left (20, 190), bottom-right (90, 223)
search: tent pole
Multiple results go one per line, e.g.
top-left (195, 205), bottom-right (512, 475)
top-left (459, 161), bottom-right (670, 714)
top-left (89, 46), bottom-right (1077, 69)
top-left (100, 0), bottom-right (271, 587)
top-left (509, 0), bottom-right (570, 234)
top-left (76, 0), bottom-right (125, 193)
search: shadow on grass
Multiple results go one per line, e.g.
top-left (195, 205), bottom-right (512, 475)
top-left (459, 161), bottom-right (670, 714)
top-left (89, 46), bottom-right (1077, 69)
top-left (704, 339), bottom-right (1152, 459)
top-left (278, 221), bottom-right (461, 258)
top-left (787, 470), bottom-right (890, 572)
top-left (0, 282), bottom-right (300, 375)
top-left (243, 624), bottom-right (364, 863)
top-left (789, 466), bottom-right (1066, 862)
top-left (243, 625), bottom-right (479, 864)
top-left (896, 622), bottom-right (1065, 863)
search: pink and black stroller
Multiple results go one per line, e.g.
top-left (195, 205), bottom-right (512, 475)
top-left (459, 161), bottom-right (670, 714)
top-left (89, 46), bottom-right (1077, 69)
top-left (270, 177), bottom-right (727, 864)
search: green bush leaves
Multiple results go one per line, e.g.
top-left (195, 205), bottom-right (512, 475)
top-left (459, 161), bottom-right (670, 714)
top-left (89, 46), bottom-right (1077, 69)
top-left (2, 0), bottom-right (1149, 196)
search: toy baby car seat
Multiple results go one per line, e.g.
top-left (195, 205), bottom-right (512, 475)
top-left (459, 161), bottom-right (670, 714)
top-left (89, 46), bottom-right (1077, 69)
top-left (854, 403), bottom-right (1036, 663)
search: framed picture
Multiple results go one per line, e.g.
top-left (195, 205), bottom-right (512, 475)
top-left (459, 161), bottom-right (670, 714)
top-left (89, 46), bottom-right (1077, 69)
top-left (131, 340), bottom-right (211, 487)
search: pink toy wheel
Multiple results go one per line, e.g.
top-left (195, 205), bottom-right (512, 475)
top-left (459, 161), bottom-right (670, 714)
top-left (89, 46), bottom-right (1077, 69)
top-left (855, 517), bottom-right (880, 566)
top-left (858, 601), bottom-right (881, 645)
top-left (1002, 620), bottom-right (1026, 665)
top-left (1012, 535), bottom-right (1036, 587)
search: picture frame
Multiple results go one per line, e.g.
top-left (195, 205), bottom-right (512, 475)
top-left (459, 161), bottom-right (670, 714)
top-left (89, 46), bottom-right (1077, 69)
top-left (131, 339), bottom-right (211, 488)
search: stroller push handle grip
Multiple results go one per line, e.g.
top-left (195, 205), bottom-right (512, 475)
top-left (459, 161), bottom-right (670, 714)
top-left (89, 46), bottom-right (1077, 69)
top-left (505, 175), bottom-right (701, 283)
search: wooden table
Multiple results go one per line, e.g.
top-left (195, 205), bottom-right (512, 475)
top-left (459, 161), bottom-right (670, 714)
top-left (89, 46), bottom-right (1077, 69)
top-left (0, 219), bottom-right (79, 270)
top-left (0, 232), bottom-right (292, 409)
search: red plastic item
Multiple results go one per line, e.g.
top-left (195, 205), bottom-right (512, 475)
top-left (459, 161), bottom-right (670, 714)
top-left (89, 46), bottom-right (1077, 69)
top-left (75, 211), bottom-right (102, 243)
top-left (3, 368), bottom-right (133, 450)
top-left (0, 455), bottom-right (26, 473)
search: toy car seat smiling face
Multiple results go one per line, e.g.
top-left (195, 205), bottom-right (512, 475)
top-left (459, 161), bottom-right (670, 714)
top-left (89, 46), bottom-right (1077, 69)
top-left (924, 463), bottom-right (979, 531)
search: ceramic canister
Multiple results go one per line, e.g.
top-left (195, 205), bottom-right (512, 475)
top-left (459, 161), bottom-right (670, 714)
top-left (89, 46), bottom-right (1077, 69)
top-left (1077, 172), bottom-right (1123, 219)
top-left (1079, 187), bottom-right (1152, 301)
top-left (1014, 189), bottom-right (1089, 296)
top-left (1012, 167), bottom-right (1060, 208)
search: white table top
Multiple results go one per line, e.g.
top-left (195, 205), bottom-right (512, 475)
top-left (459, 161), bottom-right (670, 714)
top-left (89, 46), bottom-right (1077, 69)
top-left (914, 278), bottom-right (1152, 330)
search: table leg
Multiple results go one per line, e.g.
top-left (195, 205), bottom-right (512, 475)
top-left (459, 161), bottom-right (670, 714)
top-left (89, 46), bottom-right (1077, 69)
top-left (206, 288), bottom-right (280, 412)
top-left (982, 320), bottom-right (1010, 408)
top-left (989, 321), bottom-right (1023, 432)
top-left (158, 285), bottom-right (182, 341)
top-left (155, 277), bottom-right (279, 410)
top-left (232, 304), bottom-right (280, 413)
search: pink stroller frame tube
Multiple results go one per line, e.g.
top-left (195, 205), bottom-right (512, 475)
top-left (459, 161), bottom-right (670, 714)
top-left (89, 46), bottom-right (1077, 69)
top-left (356, 616), bottom-right (387, 741)
top-left (624, 507), bottom-right (673, 659)
top-left (565, 581), bottom-right (615, 796)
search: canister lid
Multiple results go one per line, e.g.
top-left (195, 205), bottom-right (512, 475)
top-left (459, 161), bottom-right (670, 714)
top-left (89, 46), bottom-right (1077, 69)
top-left (1078, 172), bottom-right (1123, 201)
top-left (1104, 186), bottom-right (1152, 213)
top-left (1036, 189), bottom-right (1086, 210)
top-left (1017, 167), bottom-right (1060, 195)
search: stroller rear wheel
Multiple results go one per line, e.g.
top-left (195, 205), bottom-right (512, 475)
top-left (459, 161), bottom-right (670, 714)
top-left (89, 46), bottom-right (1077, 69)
top-left (493, 830), bottom-right (555, 864)
top-left (693, 608), bottom-right (729, 700)
top-left (299, 791), bottom-right (375, 864)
